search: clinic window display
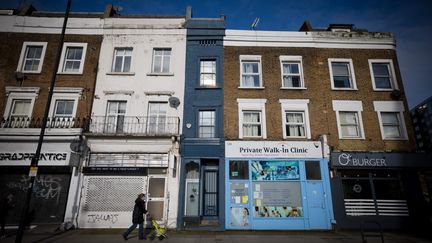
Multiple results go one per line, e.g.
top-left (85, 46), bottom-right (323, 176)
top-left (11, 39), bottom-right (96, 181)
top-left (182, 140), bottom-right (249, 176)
top-left (251, 161), bottom-right (303, 218)
top-left (229, 161), bottom-right (250, 227)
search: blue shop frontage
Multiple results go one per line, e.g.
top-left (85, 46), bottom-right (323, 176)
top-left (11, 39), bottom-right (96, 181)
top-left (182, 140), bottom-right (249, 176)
top-left (225, 141), bottom-right (335, 230)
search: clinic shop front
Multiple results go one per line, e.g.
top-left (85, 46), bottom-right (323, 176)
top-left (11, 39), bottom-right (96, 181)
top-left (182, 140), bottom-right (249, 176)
top-left (225, 141), bottom-right (335, 230)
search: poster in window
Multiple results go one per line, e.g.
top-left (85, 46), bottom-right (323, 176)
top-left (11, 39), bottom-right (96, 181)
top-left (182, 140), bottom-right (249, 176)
top-left (251, 161), bottom-right (300, 181)
top-left (230, 207), bottom-right (250, 226)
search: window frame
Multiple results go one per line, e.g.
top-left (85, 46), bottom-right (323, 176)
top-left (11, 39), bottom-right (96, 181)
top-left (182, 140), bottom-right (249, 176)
top-left (239, 55), bottom-right (263, 89)
top-left (16, 41), bottom-right (48, 74)
top-left (111, 47), bottom-right (133, 73)
top-left (199, 59), bottom-right (217, 87)
top-left (328, 58), bottom-right (357, 90)
top-left (237, 99), bottom-right (267, 139)
top-left (3, 87), bottom-right (40, 120)
top-left (368, 59), bottom-right (398, 91)
top-left (279, 56), bottom-right (305, 89)
top-left (279, 99), bottom-right (311, 139)
top-left (48, 87), bottom-right (82, 120)
top-left (58, 42), bottom-right (88, 74)
top-left (198, 110), bottom-right (216, 138)
top-left (151, 48), bottom-right (172, 74)
top-left (333, 100), bottom-right (365, 139)
top-left (373, 101), bottom-right (408, 140)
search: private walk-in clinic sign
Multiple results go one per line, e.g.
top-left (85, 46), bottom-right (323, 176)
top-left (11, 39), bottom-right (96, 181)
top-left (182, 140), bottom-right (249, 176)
top-left (225, 141), bottom-right (323, 158)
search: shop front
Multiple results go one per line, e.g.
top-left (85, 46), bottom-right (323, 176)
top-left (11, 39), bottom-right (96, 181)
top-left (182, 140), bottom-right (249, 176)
top-left (330, 151), bottom-right (432, 230)
top-left (0, 142), bottom-right (77, 224)
top-left (225, 141), bottom-right (334, 230)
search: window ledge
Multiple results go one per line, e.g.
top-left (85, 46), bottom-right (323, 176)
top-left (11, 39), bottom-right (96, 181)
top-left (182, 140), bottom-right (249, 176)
top-left (57, 72), bottom-right (83, 75)
top-left (373, 89), bottom-right (394, 92)
top-left (195, 86), bottom-right (221, 90)
top-left (106, 72), bottom-right (135, 76)
top-left (331, 88), bottom-right (358, 91)
top-left (339, 137), bottom-right (365, 140)
top-left (280, 87), bottom-right (307, 90)
top-left (19, 70), bottom-right (42, 74)
top-left (238, 87), bottom-right (265, 90)
top-left (383, 137), bottom-right (408, 141)
top-left (147, 72), bottom-right (174, 76)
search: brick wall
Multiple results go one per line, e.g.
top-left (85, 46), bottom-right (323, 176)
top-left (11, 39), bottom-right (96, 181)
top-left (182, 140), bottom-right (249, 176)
top-left (0, 32), bottom-right (102, 121)
top-left (224, 46), bottom-right (416, 152)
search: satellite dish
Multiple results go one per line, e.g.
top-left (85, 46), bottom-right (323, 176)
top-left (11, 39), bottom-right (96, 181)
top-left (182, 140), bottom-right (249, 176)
top-left (169, 97), bottom-right (180, 108)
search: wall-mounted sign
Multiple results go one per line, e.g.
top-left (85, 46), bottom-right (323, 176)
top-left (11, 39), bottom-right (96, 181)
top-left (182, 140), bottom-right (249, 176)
top-left (0, 152), bottom-right (70, 166)
top-left (225, 141), bottom-right (322, 158)
top-left (330, 152), bottom-right (432, 168)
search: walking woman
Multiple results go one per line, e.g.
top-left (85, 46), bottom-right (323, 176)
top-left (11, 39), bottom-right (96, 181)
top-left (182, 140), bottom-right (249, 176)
top-left (122, 193), bottom-right (148, 240)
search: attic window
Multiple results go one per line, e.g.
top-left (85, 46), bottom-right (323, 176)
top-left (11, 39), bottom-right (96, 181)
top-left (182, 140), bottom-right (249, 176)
top-left (199, 40), bottom-right (216, 46)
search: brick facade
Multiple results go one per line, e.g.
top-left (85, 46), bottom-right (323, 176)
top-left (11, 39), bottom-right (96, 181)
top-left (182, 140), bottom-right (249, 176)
top-left (224, 46), bottom-right (416, 152)
top-left (0, 32), bottom-right (102, 121)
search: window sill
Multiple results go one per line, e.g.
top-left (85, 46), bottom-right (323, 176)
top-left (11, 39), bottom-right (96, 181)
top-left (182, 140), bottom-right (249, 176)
top-left (339, 137), bottom-right (365, 140)
top-left (280, 87), bottom-right (307, 90)
top-left (147, 72), bottom-right (174, 76)
top-left (19, 70), bottom-right (42, 74)
top-left (57, 71), bottom-right (83, 75)
top-left (238, 87), bottom-right (265, 90)
top-left (373, 88), bottom-right (395, 92)
top-left (106, 72), bottom-right (135, 76)
top-left (195, 86), bottom-right (221, 90)
top-left (383, 137), bottom-right (408, 141)
top-left (331, 88), bottom-right (358, 91)
top-left (283, 136), bottom-right (309, 139)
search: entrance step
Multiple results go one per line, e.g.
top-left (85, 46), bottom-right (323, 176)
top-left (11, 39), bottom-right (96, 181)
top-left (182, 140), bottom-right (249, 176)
top-left (200, 219), bottom-right (219, 227)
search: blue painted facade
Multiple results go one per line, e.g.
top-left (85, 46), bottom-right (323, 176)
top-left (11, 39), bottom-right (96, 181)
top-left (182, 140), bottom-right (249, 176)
top-left (178, 14), bottom-right (225, 229)
top-left (225, 158), bottom-right (335, 230)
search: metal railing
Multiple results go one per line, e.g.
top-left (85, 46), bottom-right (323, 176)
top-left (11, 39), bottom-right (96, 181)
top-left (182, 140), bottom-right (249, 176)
top-left (87, 116), bottom-right (179, 136)
top-left (0, 117), bottom-right (87, 129)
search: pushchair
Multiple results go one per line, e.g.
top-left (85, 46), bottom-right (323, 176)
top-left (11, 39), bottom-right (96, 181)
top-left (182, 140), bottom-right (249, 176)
top-left (148, 218), bottom-right (168, 241)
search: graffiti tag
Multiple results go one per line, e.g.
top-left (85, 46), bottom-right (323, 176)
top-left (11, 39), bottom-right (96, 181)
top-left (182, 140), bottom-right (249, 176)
top-left (87, 214), bottom-right (119, 224)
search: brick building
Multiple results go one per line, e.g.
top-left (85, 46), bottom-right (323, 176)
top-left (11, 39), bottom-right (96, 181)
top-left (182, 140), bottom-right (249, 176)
top-left (223, 22), bottom-right (431, 230)
top-left (0, 6), bottom-right (102, 224)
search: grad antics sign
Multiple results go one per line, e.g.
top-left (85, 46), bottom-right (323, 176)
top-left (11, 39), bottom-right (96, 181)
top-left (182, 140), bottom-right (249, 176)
top-left (225, 141), bottom-right (322, 158)
top-left (0, 152), bottom-right (70, 166)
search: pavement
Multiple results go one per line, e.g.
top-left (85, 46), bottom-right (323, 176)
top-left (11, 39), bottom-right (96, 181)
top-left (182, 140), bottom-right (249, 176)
top-left (1, 225), bottom-right (432, 243)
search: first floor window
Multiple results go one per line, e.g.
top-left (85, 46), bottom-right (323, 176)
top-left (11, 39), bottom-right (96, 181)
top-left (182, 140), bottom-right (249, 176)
top-left (10, 99), bottom-right (31, 120)
top-left (54, 100), bottom-right (74, 118)
top-left (381, 112), bottom-right (402, 138)
top-left (22, 45), bottom-right (43, 72)
top-left (242, 111), bottom-right (262, 137)
top-left (339, 111), bottom-right (362, 138)
top-left (329, 59), bottom-right (356, 89)
top-left (198, 110), bottom-right (215, 138)
top-left (105, 101), bottom-right (127, 133)
top-left (285, 111), bottom-right (305, 137)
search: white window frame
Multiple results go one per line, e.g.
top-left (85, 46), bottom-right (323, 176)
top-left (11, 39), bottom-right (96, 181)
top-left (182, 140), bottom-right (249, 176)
top-left (16, 41), bottom-right (48, 73)
top-left (58, 42), bottom-right (88, 74)
top-left (332, 100), bottom-right (365, 139)
top-left (151, 48), bottom-right (172, 74)
top-left (237, 99), bottom-right (267, 139)
top-left (279, 99), bottom-right (311, 139)
top-left (239, 55), bottom-right (263, 89)
top-left (328, 58), bottom-right (357, 90)
top-left (48, 87), bottom-right (82, 119)
top-left (111, 47), bottom-right (133, 73)
top-left (279, 56), bottom-right (306, 89)
top-left (373, 101), bottom-right (408, 140)
top-left (198, 110), bottom-right (216, 138)
top-left (200, 59), bottom-right (217, 87)
top-left (368, 59), bottom-right (399, 91)
top-left (3, 86), bottom-right (40, 119)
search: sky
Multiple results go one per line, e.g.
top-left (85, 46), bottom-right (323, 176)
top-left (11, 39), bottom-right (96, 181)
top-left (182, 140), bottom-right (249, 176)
top-left (1, 0), bottom-right (431, 108)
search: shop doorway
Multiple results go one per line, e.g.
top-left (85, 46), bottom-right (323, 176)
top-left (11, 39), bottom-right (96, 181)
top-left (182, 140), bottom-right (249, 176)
top-left (306, 181), bottom-right (328, 229)
top-left (203, 169), bottom-right (218, 216)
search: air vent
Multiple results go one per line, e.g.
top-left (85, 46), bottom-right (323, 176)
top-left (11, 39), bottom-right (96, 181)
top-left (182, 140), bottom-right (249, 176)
top-left (199, 40), bottom-right (216, 45)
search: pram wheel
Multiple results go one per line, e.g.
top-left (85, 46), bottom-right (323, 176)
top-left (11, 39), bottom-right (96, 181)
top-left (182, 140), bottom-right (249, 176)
top-left (149, 231), bottom-right (156, 241)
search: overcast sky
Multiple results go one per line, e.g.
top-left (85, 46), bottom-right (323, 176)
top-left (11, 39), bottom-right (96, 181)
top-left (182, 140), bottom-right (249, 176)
top-left (2, 0), bottom-right (431, 108)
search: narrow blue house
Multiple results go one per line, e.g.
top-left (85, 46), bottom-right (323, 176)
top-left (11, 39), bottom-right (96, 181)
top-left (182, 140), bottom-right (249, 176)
top-left (178, 7), bottom-right (226, 230)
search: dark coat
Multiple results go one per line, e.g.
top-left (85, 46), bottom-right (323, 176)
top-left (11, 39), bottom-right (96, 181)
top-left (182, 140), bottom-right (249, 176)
top-left (132, 197), bottom-right (147, 224)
